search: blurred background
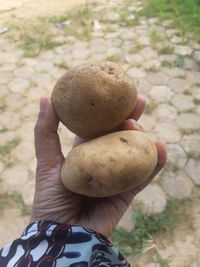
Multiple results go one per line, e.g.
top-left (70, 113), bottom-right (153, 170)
top-left (0, 0), bottom-right (200, 266)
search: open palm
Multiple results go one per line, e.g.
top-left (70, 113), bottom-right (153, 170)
top-left (31, 96), bottom-right (167, 237)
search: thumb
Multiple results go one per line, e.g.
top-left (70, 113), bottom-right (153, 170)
top-left (34, 96), bottom-right (64, 165)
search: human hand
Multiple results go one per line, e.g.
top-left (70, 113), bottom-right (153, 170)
top-left (31, 96), bottom-right (167, 237)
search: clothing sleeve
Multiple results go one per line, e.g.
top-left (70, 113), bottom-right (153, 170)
top-left (0, 220), bottom-right (130, 267)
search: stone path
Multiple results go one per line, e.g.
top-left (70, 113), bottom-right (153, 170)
top-left (0, 0), bottom-right (200, 265)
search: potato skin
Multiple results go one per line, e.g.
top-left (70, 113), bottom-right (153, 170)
top-left (52, 62), bottom-right (137, 138)
top-left (61, 130), bottom-right (157, 197)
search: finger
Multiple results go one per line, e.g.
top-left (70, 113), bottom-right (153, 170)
top-left (123, 119), bottom-right (144, 131)
top-left (127, 95), bottom-right (146, 121)
top-left (132, 141), bottom-right (167, 195)
top-left (34, 96), bottom-right (64, 162)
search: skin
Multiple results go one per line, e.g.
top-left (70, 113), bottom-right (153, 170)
top-left (31, 95), bottom-right (167, 238)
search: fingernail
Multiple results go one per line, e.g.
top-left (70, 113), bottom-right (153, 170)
top-left (138, 94), bottom-right (146, 101)
top-left (157, 140), bottom-right (167, 149)
top-left (40, 96), bottom-right (49, 112)
top-left (129, 119), bottom-right (143, 130)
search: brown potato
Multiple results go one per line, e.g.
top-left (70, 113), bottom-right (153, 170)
top-left (61, 130), bottom-right (157, 197)
top-left (51, 62), bottom-right (137, 138)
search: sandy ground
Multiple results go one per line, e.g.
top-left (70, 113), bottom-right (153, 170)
top-left (0, 0), bottom-right (92, 22)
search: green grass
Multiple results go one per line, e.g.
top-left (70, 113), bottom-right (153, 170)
top-left (0, 191), bottom-right (30, 216)
top-left (55, 61), bottom-right (69, 70)
top-left (0, 137), bottom-right (20, 166)
top-left (105, 55), bottom-right (120, 62)
top-left (46, 5), bottom-right (94, 41)
top-left (159, 45), bottom-right (174, 55)
top-left (140, 0), bottom-right (200, 42)
top-left (112, 199), bottom-right (187, 259)
top-left (161, 56), bottom-right (185, 69)
top-left (150, 30), bottom-right (163, 49)
top-left (145, 101), bottom-right (158, 114)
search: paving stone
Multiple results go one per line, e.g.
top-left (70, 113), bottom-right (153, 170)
top-left (0, 161), bottom-right (4, 173)
top-left (20, 103), bottom-right (38, 122)
top-left (174, 45), bottom-right (193, 56)
top-left (137, 36), bottom-right (151, 46)
top-left (196, 106), bottom-right (200, 116)
top-left (0, 63), bottom-right (16, 72)
top-left (176, 113), bottom-right (200, 131)
top-left (184, 58), bottom-right (198, 70)
top-left (89, 43), bottom-right (107, 55)
top-left (34, 61), bottom-right (54, 73)
top-left (143, 60), bottom-right (161, 70)
top-left (158, 54), bottom-right (177, 64)
top-left (149, 85), bottom-right (173, 102)
top-left (186, 159), bottom-right (200, 185)
top-left (71, 48), bottom-right (90, 60)
top-left (117, 205), bottom-right (135, 231)
top-left (193, 51), bottom-right (200, 62)
top-left (0, 112), bottom-right (21, 130)
top-left (105, 12), bottom-right (120, 22)
top-left (170, 36), bottom-right (183, 44)
top-left (139, 47), bottom-right (158, 61)
top-left (8, 78), bottom-right (30, 94)
top-left (164, 68), bottom-right (186, 78)
top-left (138, 114), bottom-right (156, 131)
top-left (187, 71), bottom-right (200, 85)
top-left (153, 104), bottom-right (177, 121)
top-left (106, 47), bottom-right (122, 58)
top-left (135, 184), bottom-right (167, 214)
top-left (137, 78), bottom-right (152, 95)
top-left (0, 131), bottom-right (16, 146)
top-left (15, 122), bottom-right (35, 142)
top-left (30, 72), bottom-right (53, 89)
top-left (146, 72), bottom-right (169, 85)
top-left (21, 179), bottom-right (35, 206)
top-left (154, 122), bottom-right (181, 143)
top-left (0, 86), bottom-right (9, 97)
top-left (165, 29), bottom-right (179, 38)
top-left (28, 158), bottom-right (37, 175)
top-left (121, 31), bottom-right (137, 40)
top-left (167, 144), bottom-right (187, 168)
top-left (171, 94), bottom-right (195, 112)
top-left (167, 78), bottom-right (191, 93)
top-left (0, 72), bottom-right (14, 85)
top-left (181, 135), bottom-right (200, 158)
top-left (29, 87), bottom-right (47, 102)
top-left (13, 140), bottom-right (34, 163)
top-left (2, 164), bottom-right (30, 192)
top-left (0, 208), bottom-right (29, 248)
top-left (53, 44), bottom-right (72, 55)
top-left (128, 68), bottom-right (147, 79)
top-left (5, 93), bottom-right (26, 111)
top-left (14, 66), bottom-right (34, 78)
top-left (161, 172), bottom-right (194, 199)
top-left (125, 54), bottom-right (144, 64)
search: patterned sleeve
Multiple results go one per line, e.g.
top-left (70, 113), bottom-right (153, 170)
top-left (0, 221), bottom-right (131, 267)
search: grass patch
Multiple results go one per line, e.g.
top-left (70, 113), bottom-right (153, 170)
top-left (105, 54), bottom-right (120, 62)
top-left (0, 191), bottom-right (30, 216)
top-left (55, 61), bottom-right (69, 70)
top-left (193, 82), bottom-right (200, 87)
top-left (112, 199), bottom-right (186, 259)
top-left (165, 161), bottom-right (180, 173)
top-left (161, 56), bottom-right (185, 69)
top-left (46, 5), bottom-right (94, 41)
top-left (159, 45), bottom-right (174, 55)
top-left (140, 0), bottom-right (200, 42)
top-left (8, 5), bottom-right (94, 57)
top-left (0, 137), bottom-right (20, 166)
top-left (150, 29), bottom-right (163, 49)
top-left (173, 56), bottom-right (185, 68)
top-left (145, 101), bottom-right (158, 114)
